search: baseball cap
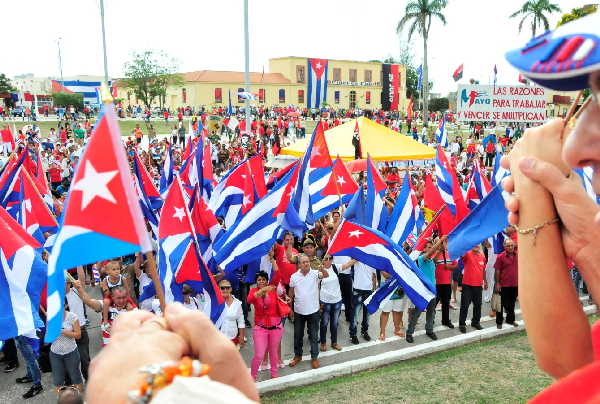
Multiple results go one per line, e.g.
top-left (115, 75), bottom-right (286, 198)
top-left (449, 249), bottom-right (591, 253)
top-left (505, 12), bottom-right (600, 91)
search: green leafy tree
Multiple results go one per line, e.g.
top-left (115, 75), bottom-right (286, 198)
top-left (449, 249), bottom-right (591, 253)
top-left (510, 0), bottom-right (561, 38)
top-left (0, 74), bottom-right (16, 107)
top-left (123, 50), bottom-right (183, 109)
top-left (430, 97), bottom-right (449, 112)
top-left (396, 0), bottom-right (448, 125)
top-left (556, 4), bottom-right (597, 27)
top-left (53, 93), bottom-right (84, 109)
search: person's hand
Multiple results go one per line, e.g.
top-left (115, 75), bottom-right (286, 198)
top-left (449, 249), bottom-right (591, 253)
top-left (238, 339), bottom-right (246, 349)
top-left (495, 283), bottom-right (501, 293)
top-left (87, 311), bottom-right (186, 404)
top-left (501, 119), bottom-right (600, 261)
top-left (165, 303), bottom-right (259, 402)
top-left (72, 279), bottom-right (83, 292)
top-left (484, 281), bottom-right (488, 291)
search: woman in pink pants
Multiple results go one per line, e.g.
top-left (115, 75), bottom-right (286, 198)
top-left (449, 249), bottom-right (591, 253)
top-left (247, 271), bottom-right (285, 380)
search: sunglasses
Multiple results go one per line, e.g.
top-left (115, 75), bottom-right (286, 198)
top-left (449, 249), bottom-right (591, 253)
top-left (220, 286), bottom-right (232, 290)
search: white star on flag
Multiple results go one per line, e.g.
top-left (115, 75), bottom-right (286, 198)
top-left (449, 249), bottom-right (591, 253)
top-left (336, 176), bottom-right (346, 186)
top-left (23, 199), bottom-right (32, 213)
top-left (349, 230), bottom-right (363, 238)
top-left (71, 161), bottom-right (118, 210)
top-left (173, 206), bottom-right (185, 222)
top-left (242, 194), bottom-right (251, 207)
top-left (316, 62), bottom-right (322, 69)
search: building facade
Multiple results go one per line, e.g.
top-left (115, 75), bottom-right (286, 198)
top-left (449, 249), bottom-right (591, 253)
top-left (117, 57), bottom-right (407, 112)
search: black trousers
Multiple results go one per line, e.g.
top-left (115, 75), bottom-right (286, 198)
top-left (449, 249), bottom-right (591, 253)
top-left (436, 284), bottom-right (452, 325)
top-left (293, 311), bottom-right (320, 360)
top-left (485, 152), bottom-right (494, 167)
top-left (2, 338), bottom-right (18, 366)
top-left (338, 273), bottom-right (354, 322)
top-left (77, 327), bottom-right (90, 381)
top-left (459, 285), bottom-right (483, 326)
top-left (496, 286), bottom-right (518, 325)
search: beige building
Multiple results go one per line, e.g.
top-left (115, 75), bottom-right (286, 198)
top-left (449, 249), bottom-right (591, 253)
top-left (116, 57), bottom-right (407, 112)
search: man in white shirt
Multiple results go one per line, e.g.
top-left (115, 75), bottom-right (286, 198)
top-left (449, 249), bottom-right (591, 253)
top-left (288, 254), bottom-right (328, 369)
top-left (349, 262), bottom-right (377, 344)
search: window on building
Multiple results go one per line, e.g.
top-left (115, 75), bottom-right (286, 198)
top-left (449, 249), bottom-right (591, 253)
top-left (296, 65), bottom-right (306, 83)
top-left (182, 88), bottom-right (187, 103)
top-left (334, 91), bottom-right (340, 104)
top-left (365, 91), bottom-right (371, 104)
top-left (349, 69), bottom-right (357, 82)
top-left (237, 87), bottom-right (244, 103)
top-left (259, 88), bottom-right (265, 103)
top-left (298, 89), bottom-right (304, 104)
top-left (279, 89), bottom-right (285, 103)
top-left (214, 88), bottom-right (222, 104)
top-left (364, 70), bottom-right (372, 82)
top-left (333, 68), bottom-right (341, 81)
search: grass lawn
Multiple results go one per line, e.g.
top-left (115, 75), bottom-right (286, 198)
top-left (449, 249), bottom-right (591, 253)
top-left (262, 331), bottom-right (553, 404)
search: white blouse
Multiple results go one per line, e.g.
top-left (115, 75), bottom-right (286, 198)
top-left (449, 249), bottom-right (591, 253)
top-left (219, 297), bottom-right (245, 339)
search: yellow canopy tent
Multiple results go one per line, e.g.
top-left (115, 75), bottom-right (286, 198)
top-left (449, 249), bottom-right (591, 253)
top-left (280, 117), bottom-right (435, 161)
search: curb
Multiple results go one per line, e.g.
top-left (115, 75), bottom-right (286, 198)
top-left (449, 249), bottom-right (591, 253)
top-left (257, 304), bottom-right (597, 394)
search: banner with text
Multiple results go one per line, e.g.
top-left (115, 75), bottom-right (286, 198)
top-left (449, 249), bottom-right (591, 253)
top-left (456, 84), bottom-right (546, 123)
top-left (381, 64), bottom-right (400, 111)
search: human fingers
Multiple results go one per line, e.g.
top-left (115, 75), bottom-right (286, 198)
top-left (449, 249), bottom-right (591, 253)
top-left (110, 310), bottom-right (155, 336)
top-left (508, 211), bottom-right (519, 226)
top-left (500, 155), bottom-right (511, 170)
top-left (518, 157), bottom-right (569, 195)
top-left (504, 194), bottom-right (519, 213)
top-left (501, 176), bottom-right (514, 193)
top-left (164, 303), bottom-right (259, 402)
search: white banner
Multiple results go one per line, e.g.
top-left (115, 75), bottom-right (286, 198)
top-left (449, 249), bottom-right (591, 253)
top-left (455, 84), bottom-right (547, 123)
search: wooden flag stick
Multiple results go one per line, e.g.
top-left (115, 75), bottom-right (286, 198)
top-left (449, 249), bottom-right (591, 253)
top-left (145, 251), bottom-right (166, 313)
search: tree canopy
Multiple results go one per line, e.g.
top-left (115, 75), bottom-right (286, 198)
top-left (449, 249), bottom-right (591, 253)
top-left (510, 0), bottom-right (561, 37)
top-left (122, 50), bottom-right (183, 108)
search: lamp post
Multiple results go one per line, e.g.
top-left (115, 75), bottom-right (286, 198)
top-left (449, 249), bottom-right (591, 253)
top-left (57, 37), bottom-right (64, 84)
top-left (99, 0), bottom-right (110, 87)
top-left (243, 0), bottom-right (251, 135)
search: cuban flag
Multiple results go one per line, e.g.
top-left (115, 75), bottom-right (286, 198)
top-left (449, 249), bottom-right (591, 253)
top-left (214, 167), bottom-right (296, 273)
top-left (466, 160), bottom-right (492, 209)
top-left (189, 187), bottom-right (223, 270)
top-left (364, 277), bottom-right (400, 314)
top-left (491, 151), bottom-right (509, 187)
top-left (344, 156), bottom-right (387, 232)
top-left (321, 157), bottom-right (359, 199)
top-left (238, 91), bottom-right (257, 101)
top-left (435, 146), bottom-right (457, 215)
top-left (574, 167), bottom-right (600, 204)
top-left (248, 154), bottom-right (268, 199)
top-left (0, 206), bottom-right (47, 342)
top-left (307, 58), bottom-right (328, 108)
top-left (386, 171), bottom-right (424, 245)
top-left (181, 137), bottom-right (214, 202)
top-left (208, 160), bottom-right (255, 229)
top-left (0, 150), bottom-right (27, 205)
top-left (133, 151), bottom-right (162, 210)
top-left (10, 168), bottom-right (58, 246)
top-left (328, 220), bottom-right (436, 311)
top-left (435, 116), bottom-right (448, 148)
top-left (45, 104), bottom-right (153, 342)
top-left (287, 122), bottom-right (338, 228)
top-left (30, 148), bottom-right (53, 211)
top-left (159, 144), bottom-right (175, 198)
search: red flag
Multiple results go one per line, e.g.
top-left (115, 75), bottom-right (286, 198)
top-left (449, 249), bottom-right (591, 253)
top-left (366, 156), bottom-right (387, 193)
top-left (322, 157), bottom-right (358, 196)
top-left (248, 154), bottom-right (267, 199)
top-left (452, 64), bottom-right (464, 82)
top-left (423, 174), bottom-right (455, 234)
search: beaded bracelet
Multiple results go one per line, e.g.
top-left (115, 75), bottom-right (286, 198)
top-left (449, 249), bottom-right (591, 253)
top-left (128, 357), bottom-right (210, 403)
top-left (514, 217), bottom-right (560, 246)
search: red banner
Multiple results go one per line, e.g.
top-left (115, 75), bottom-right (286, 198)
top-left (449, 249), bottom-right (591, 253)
top-left (381, 64), bottom-right (400, 111)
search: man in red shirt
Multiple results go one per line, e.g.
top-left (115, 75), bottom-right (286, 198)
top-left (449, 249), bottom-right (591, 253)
top-left (272, 232), bottom-right (297, 289)
top-left (434, 245), bottom-right (459, 329)
top-left (494, 239), bottom-right (518, 329)
top-left (459, 244), bottom-right (488, 333)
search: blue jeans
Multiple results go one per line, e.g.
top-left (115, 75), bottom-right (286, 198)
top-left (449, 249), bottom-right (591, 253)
top-left (16, 336), bottom-right (41, 385)
top-left (350, 289), bottom-right (372, 337)
top-left (320, 301), bottom-right (342, 345)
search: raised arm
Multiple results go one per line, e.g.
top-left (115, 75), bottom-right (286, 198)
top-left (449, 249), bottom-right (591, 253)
top-left (73, 280), bottom-right (103, 312)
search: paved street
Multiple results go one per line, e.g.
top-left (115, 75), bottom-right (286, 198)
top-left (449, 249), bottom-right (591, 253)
top-left (0, 282), bottom-right (548, 404)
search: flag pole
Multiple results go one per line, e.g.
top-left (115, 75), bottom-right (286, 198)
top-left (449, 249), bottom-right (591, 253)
top-left (145, 252), bottom-right (166, 313)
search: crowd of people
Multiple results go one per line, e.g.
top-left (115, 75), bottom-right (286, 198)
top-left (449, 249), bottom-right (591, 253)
top-left (0, 91), bottom-right (594, 403)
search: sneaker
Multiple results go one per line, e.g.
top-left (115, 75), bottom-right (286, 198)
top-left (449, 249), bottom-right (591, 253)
top-left (22, 384), bottom-right (43, 399)
top-left (472, 323), bottom-right (483, 330)
top-left (16, 376), bottom-right (33, 384)
top-left (350, 336), bottom-right (359, 345)
top-left (4, 363), bottom-right (18, 373)
top-left (406, 334), bottom-right (414, 343)
top-left (361, 332), bottom-right (371, 342)
top-left (426, 332), bottom-right (438, 341)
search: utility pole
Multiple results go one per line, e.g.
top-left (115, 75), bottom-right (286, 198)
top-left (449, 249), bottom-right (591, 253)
top-left (243, 0), bottom-right (251, 135)
top-left (99, 0), bottom-right (110, 86)
top-left (57, 37), bottom-right (64, 84)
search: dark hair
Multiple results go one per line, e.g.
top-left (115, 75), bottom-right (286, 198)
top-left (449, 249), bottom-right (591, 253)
top-left (255, 270), bottom-right (269, 283)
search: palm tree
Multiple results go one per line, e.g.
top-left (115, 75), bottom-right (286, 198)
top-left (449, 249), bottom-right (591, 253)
top-left (510, 0), bottom-right (561, 38)
top-left (396, 0), bottom-right (448, 126)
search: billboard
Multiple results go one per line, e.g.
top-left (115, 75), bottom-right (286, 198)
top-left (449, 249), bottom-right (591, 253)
top-left (456, 84), bottom-right (546, 123)
top-left (381, 64), bottom-right (400, 111)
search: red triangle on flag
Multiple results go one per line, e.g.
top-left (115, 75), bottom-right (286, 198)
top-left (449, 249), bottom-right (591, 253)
top-left (328, 220), bottom-right (388, 255)
top-left (0, 206), bottom-right (41, 257)
top-left (322, 157), bottom-right (358, 196)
